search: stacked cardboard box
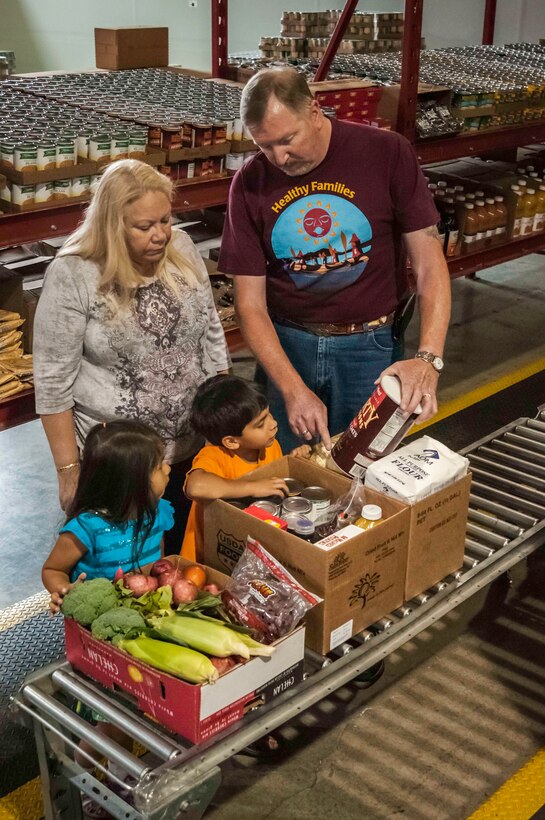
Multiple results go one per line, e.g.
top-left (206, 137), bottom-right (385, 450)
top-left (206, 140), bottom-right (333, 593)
top-left (95, 27), bottom-right (169, 70)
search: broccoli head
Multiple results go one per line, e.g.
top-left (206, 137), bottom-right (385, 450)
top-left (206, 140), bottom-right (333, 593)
top-left (62, 577), bottom-right (119, 626)
top-left (91, 607), bottom-right (146, 641)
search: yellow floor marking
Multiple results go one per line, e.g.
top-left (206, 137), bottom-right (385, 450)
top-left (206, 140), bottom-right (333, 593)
top-left (0, 778), bottom-right (42, 820)
top-left (468, 748), bottom-right (545, 820)
top-left (413, 356), bottom-right (545, 434)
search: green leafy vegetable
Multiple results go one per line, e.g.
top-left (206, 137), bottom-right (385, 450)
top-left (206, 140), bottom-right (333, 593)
top-left (91, 608), bottom-right (147, 641)
top-left (62, 578), bottom-right (119, 626)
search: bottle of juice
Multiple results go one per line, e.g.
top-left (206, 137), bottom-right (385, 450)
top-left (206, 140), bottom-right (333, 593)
top-left (494, 196), bottom-right (508, 244)
top-left (533, 185), bottom-right (545, 233)
top-left (484, 198), bottom-right (497, 247)
top-left (354, 504), bottom-right (383, 530)
top-left (511, 190), bottom-right (524, 239)
top-left (473, 199), bottom-right (488, 251)
top-left (461, 203), bottom-right (478, 254)
top-left (443, 198), bottom-right (459, 257)
top-left (522, 188), bottom-right (536, 235)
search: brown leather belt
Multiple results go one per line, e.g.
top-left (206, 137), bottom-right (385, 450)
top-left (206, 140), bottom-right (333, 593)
top-left (270, 310), bottom-right (396, 337)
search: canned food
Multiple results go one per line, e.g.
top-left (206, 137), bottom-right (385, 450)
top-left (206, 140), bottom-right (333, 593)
top-left (300, 486), bottom-right (331, 522)
top-left (282, 496), bottom-right (313, 517)
top-left (89, 133), bottom-right (112, 166)
top-left (282, 478), bottom-right (304, 496)
top-left (111, 132), bottom-right (130, 160)
top-left (225, 153), bottom-right (244, 172)
top-left (37, 141), bottom-right (57, 170)
top-left (0, 138), bottom-right (15, 167)
top-left (251, 499), bottom-right (281, 516)
top-left (128, 129), bottom-right (147, 159)
top-left (76, 129), bottom-right (92, 160)
top-left (11, 183), bottom-right (35, 208)
top-left (14, 142), bottom-right (38, 172)
top-left (35, 181), bottom-right (55, 203)
top-left (56, 137), bottom-right (76, 168)
top-left (53, 179), bottom-right (71, 200)
top-left (283, 513), bottom-right (313, 534)
top-left (71, 176), bottom-right (90, 197)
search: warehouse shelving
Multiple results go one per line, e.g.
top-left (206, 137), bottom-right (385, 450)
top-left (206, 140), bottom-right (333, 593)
top-left (1, 0), bottom-right (545, 428)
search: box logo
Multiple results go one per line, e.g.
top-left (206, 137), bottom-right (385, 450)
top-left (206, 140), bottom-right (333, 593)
top-left (328, 550), bottom-right (352, 580)
top-left (217, 530), bottom-right (244, 570)
top-left (349, 571), bottom-right (380, 609)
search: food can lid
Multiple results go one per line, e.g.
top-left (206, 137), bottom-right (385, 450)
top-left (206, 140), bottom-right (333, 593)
top-left (294, 516), bottom-right (315, 535)
top-left (361, 504), bottom-right (382, 521)
top-left (380, 374), bottom-right (422, 415)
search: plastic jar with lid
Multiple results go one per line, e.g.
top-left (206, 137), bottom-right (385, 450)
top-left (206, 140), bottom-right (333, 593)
top-left (354, 504), bottom-right (383, 530)
top-left (293, 516), bottom-right (316, 542)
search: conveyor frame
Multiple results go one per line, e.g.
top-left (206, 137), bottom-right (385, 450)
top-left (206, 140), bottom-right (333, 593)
top-left (13, 413), bottom-right (545, 819)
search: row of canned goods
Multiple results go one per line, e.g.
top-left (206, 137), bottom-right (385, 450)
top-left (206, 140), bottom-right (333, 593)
top-left (0, 129), bottom-right (149, 171)
top-left (0, 175), bottom-right (102, 207)
top-left (147, 117), bottom-right (251, 150)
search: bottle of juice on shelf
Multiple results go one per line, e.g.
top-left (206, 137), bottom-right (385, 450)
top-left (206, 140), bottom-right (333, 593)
top-left (443, 198), bottom-right (460, 257)
top-left (533, 185), bottom-right (545, 233)
top-left (494, 195), bottom-right (508, 244)
top-left (461, 203), bottom-right (478, 255)
top-left (354, 504), bottom-right (383, 530)
top-left (521, 188), bottom-right (537, 235)
top-left (511, 189), bottom-right (524, 239)
top-left (484, 198), bottom-right (498, 247)
top-left (473, 199), bottom-right (488, 251)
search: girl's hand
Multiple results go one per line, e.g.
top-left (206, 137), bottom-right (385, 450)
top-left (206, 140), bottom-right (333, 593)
top-left (57, 466), bottom-right (80, 512)
top-left (289, 444), bottom-right (312, 459)
top-left (49, 572), bottom-right (86, 615)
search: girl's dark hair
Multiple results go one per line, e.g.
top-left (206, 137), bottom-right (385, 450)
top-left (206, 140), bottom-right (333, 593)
top-left (191, 375), bottom-right (268, 446)
top-left (66, 419), bottom-right (165, 568)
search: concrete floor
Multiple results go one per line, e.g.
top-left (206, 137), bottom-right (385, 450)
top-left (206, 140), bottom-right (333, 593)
top-left (1, 253), bottom-right (545, 818)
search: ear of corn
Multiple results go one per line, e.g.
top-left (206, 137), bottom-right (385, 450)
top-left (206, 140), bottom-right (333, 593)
top-left (148, 613), bottom-right (263, 660)
top-left (115, 635), bottom-right (218, 684)
top-left (236, 632), bottom-right (275, 657)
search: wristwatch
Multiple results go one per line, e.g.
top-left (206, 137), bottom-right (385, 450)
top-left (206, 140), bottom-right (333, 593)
top-left (415, 351), bottom-right (444, 372)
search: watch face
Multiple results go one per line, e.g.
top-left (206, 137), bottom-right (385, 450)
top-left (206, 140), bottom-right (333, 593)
top-left (433, 356), bottom-right (444, 371)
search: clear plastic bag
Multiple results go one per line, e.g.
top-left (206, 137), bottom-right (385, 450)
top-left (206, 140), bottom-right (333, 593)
top-left (222, 537), bottom-right (323, 643)
top-left (313, 473), bottom-right (367, 539)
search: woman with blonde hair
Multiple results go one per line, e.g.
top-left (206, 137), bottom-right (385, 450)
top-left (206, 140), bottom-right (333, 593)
top-left (34, 159), bottom-right (230, 552)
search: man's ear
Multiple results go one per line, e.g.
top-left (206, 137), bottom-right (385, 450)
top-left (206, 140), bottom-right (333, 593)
top-left (222, 435), bottom-right (240, 452)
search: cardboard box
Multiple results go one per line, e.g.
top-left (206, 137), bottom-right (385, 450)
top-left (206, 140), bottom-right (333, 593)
top-left (403, 473), bottom-right (471, 601)
top-left (204, 456), bottom-right (410, 654)
top-left (64, 559), bottom-right (305, 743)
top-left (95, 27), bottom-right (168, 70)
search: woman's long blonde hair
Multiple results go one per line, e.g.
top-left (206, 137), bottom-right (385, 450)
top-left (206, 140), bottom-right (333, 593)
top-left (58, 159), bottom-right (202, 305)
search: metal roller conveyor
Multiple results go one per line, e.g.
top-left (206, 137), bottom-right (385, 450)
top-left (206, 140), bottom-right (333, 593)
top-left (478, 445), bottom-right (545, 478)
top-left (468, 453), bottom-right (545, 490)
top-left (15, 413), bottom-right (545, 820)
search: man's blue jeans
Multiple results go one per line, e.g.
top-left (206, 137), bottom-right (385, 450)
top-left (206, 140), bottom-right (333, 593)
top-left (258, 322), bottom-right (404, 452)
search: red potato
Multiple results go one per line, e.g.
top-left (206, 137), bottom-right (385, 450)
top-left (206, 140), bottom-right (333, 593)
top-left (172, 578), bottom-right (198, 606)
top-left (113, 567), bottom-right (124, 583)
top-left (150, 558), bottom-right (175, 577)
top-left (210, 656), bottom-right (237, 675)
top-left (157, 568), bottom-right (182, 588)
top-left (123, 573), bottom-right (158, 597)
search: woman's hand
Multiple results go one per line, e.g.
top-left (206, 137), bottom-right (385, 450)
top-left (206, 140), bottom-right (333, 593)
top-left (57, 466), bottom-right (80, 512)
top-left (49, 572), bottom-right (86, 615)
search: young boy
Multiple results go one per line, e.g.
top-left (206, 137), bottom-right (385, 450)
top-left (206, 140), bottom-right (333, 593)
top-left (181, 375), bottom-right (310, 561)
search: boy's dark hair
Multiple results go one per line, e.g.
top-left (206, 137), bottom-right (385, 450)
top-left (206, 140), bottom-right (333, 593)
top-left (191, 375), bottom-right (268, 446)
top-left (66, 419), bottom-right (165, 568)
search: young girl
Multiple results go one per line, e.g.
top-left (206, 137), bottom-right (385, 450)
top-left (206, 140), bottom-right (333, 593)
top-left (43, 419), bottom-right (173, 611)
top-left (42, 419), bottom-right (173, 818)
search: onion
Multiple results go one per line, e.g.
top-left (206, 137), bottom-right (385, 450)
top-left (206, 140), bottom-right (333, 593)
top-left (113, 567), bottom-right (124, 583)
top-left (172, 578), bottom-right (198, 605)
top-left (158, 568), bottom-right (182, 588)
top-left (203, 583), bottom-right (221, 595)
top-left (150, 558), bottom-right (174, 577)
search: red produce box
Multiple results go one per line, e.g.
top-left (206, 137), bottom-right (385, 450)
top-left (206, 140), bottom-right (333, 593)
top-left (64, 618), bottom-right (305, 743)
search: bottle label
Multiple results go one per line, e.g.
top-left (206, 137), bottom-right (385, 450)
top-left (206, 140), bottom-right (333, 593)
top-left (521, 216), bottom-right (533, 235)
top-left (462, 233), bottom-right (476, 244)
top-left (512, 217), bottom-right (522, 237)
top-left (495, 226), bottom-right (506, 236)
top-left (533, 212), bottom-right (545, 232)
top-left (485, 229), bottom-right (495, 238)
top-left (476, 231), bottom-right (485, 241)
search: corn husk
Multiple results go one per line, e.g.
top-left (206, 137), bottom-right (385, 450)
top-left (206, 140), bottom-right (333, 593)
top-left (0, 330), bottom-right (22, 350)
top-left (0, 309), bottom-right (20, 322)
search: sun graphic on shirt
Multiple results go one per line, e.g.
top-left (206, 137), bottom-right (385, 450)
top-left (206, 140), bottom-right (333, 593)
top-left (296, 200), bottom-right (339, 245)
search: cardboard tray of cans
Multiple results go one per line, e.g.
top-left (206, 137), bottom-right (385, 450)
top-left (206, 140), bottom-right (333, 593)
top-left (0, 194), bottom-right (91, 214)
top-left (166, 142), bottom-right (231, 163)
top-left (229, 139), bottom-right (258, 154)
top-left (64, 557), bottom-right (305, 744)
top-left (0, 147), bottom-right (166, 186)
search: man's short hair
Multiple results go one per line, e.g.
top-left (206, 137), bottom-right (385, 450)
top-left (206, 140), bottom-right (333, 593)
top-left (241, 67), bottom-right (314, 128)
top-left (190, 375), bottom-right (268, 446)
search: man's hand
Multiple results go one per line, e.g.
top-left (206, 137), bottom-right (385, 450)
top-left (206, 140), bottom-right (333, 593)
top-left (246, 477), bottom-right (290, 498)
top-left (284, 386), bottom-right (332, 450)
top-left (376, 358), bottom-right (439, 423)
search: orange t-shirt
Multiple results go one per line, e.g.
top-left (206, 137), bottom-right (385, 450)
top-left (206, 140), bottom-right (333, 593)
top-left (181, 440), bottom-right (283, 562)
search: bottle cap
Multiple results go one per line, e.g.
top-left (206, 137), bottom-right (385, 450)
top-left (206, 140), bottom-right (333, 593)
top-left (361, 504), bottom-right (382, 521)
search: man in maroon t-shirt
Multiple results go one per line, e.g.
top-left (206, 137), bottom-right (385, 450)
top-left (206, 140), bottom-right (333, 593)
top-left (219, 68), bottom-right (451, 452)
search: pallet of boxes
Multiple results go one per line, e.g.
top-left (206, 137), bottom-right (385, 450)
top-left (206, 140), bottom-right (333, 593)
top-left (203, 376), bottom-right (471, 655)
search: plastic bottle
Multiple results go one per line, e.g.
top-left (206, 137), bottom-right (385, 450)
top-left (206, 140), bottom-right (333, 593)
top-left (293, 516), bottom-right (316, 542)
top-left (521, 187), bottom-right (536, 235)
top-left (533, 185), bottom-right (545, 233)
top-left (494, 195), bottom-right (508, 244)
top-left (443, 198), bottom-right (459, 257)
top-left (511, 190), bottom-right (524, 239)
top-left (461, 203), bottom-right (478, 254)
top-left (484, 198), bottom-right (497, 247)
top-left (354, 504), bottom-right (383, 530)
top-left (473, 199), bottom-right (488, 251)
